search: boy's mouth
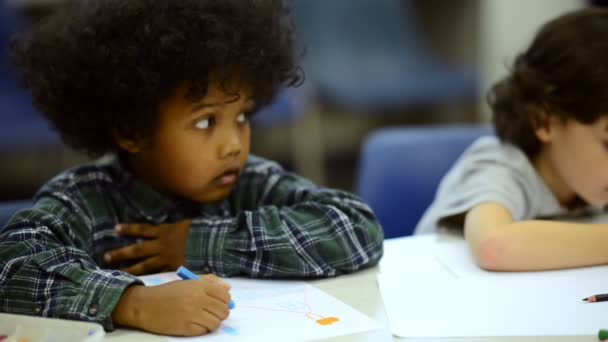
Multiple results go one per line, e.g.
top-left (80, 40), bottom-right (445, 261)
top-left (213, 167), bottom-right (240, 186)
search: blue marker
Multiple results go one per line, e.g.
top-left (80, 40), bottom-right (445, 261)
top-left (177, 265), bottom-right (235, 310)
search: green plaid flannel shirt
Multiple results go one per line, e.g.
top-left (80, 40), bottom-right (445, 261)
top-left (0, 155), bottom-right (383, 330)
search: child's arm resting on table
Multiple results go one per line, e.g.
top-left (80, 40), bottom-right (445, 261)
top-left (0, 198), bottom-right (230, 336)
top-left (465, 202), bottom-right (608, 271)
top-left (0, 198), bottom-right (139, 330)
top-left (187, 158), bottom-right (384, 278)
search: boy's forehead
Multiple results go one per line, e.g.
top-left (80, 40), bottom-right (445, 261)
top-left (159, 80), bottom-right (253, 117)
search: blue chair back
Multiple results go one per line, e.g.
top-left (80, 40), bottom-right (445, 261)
top-left (290, 0), bottom-right (478, 112)
top-left (0, 200), bottom-right (31, 229)
top-left (251, 88), bottom-right (309, 128)
top-left (356, 125), bottom-right (492, 238)
top-left (0, 2), bottom-right (60, 151)
top-left (0, 1), bottom-right (22, 90)
top-left (292, 0), bottom-right (430, 62)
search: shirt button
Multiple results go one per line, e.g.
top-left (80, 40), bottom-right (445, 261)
top-left (33, 304), bottom-right (42, 315)
top-left (202, 266), bottom-right (212, 274)
top-left (88, 304), bottom-right (99, 316)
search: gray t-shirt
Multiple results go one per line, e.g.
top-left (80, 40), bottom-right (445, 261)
top-left (414, 136), bottom-right (597, 234)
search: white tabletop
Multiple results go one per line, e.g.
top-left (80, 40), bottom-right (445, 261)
top-left (102, 235), bottom-right (599, 341)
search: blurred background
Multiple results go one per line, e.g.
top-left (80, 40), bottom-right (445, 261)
top-left (0, 0), bottom-right (595, 204)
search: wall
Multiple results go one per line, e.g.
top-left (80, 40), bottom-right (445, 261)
top-left (479, 0), bottom-right (585, 119)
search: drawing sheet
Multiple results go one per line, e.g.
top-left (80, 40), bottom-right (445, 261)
top-left (433, 238), bottom-right (608, 279)
top-left (380, 233), bottom-right (460, 280)
top-left (138, 273), bottom-right (380, 341)
top-left (378, 272), bottom-right (608, 338)
top-left (379, 232), bottom-right (608, 338)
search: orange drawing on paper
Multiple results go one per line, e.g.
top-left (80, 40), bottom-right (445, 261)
top-left (315, 317), bottom-right (339, 326)
top-left (238, 286), bottom-right (340, 326)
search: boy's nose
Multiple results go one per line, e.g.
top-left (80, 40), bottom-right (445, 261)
top-left (219, 131), bottom-right (242, 159)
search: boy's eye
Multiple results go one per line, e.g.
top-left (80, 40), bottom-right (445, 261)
top-left (237, 112), bottom-right (250, 124)
top-left (195, 116), bottom-right (214, 130)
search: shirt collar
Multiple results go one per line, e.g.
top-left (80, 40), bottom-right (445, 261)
top-left (106, 155), bottom-right (175, 223)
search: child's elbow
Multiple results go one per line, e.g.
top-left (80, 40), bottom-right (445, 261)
top-left (367, 229), bottom-right (384, 266)
top-left (341, 216), bottom-right (384, 272)
top-left (367, 218), bottom-right (385, 260)
top-left (471, 236), bottom-right (509, 271)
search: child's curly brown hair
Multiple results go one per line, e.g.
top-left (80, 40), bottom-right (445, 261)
top-left (488, 8), bottom-right (608, 158)
top-left (10, 0), bottom-right (302, 156)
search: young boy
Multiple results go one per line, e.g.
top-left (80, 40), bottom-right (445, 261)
top-left (0, 0), bottom-right (383, 336)
top-left (415, 8), bottom-right (608, 273)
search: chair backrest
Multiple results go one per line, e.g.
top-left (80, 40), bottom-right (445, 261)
top-left (0, 3), bottom-right (61, 151)
top-left (356, 125), bottom-right (492, 239)
top-left (251, 87), bottom-right (310, 128)
top-left (0, 2), bottom-right (26, 88)
top-left (291, 0), bottom-right (432, 70)
top-left (0, 200), bottom-right (31, 229)
top-left (289, 0), bottom-right (478, 112)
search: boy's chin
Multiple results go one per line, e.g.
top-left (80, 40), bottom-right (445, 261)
top-left (581, 195), bottom-right (608, 209)
top-left (190, 186), bottom-right (234, 204)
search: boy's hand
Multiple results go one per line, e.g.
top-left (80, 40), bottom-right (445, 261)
top-left (104, 220), bottom-right (192, 275)
top-left (113, 276), bottom-right (231, 336)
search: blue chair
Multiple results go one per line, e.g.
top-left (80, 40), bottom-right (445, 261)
top-left (356, 125), bottom-right (492, 239)
top-left (251, 88), bottom-right (309, 128)
top-left (0, 2), bottom-right (60, 152)
top-left (284, 0), bottom-right (480, 184)
top-left (0, 200), bottom-right (31, 229)
top-left (291, 0), bottom-right (478, 112)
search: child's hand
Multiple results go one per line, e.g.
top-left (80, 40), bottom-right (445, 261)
top-left (104, 220), bottom-right (192, 275)
top-left (113, 276), bottom-right (231, 336)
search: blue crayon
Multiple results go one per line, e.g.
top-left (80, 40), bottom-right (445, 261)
top-left (176, 266), bottom-right (235, 310)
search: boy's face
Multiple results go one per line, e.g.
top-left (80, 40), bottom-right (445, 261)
top-left (536, 116), bottom-right (608, 207)
top-left (122, 81), bottom-right (253, 204)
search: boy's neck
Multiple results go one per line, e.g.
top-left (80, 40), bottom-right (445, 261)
top-left (118, 152), bottom-right (168, 196)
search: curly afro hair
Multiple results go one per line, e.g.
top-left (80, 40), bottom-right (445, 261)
top-left (487, 8), bottom-right (608, 158)
top-left (10, 0), bottom-right (302, 156)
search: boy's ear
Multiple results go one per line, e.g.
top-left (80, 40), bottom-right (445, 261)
top-left (113, 130), bottom-right (142, 154)
top-left (531, 109), bottom-right (553, 143)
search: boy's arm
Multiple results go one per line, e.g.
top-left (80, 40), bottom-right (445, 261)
top-left (465, 202), bottom-right (608, 271)
top-left (0, 198), bottom-right (141, 330)
top-left (186, 159), bottom-right (384, 277)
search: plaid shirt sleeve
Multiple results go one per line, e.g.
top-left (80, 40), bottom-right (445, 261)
top-left (185, 157), bottom-right (384, 277)
top-left (0, 196), bottom-right (141, 330)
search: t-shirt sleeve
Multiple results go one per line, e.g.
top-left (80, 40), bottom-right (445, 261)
top-left (415, 138), bottom-right (535, 234)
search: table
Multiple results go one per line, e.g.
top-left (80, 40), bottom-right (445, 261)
top-left (103, 235), bottom-right (597, 341)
